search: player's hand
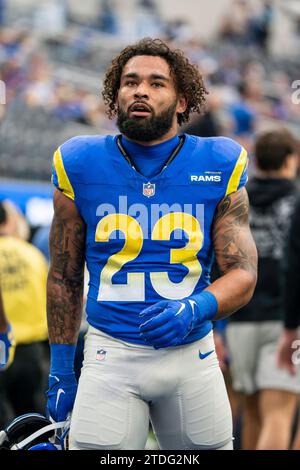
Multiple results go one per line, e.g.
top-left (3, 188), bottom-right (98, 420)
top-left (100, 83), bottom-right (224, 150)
top-left (277, 329), bottom-right (299, 376)
top-left (0, 324), bottom-right (16, 371)
top-left (139, 299), bottom-right (197, 349)
top-left (46, 373), bottom-right (78, 422)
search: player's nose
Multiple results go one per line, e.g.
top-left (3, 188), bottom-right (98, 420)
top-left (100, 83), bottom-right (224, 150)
top-left (134, 83), bottom-right (149, 99)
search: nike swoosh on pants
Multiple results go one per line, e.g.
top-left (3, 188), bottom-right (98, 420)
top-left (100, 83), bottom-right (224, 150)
top-left (199, 350), bottom-right (214, 360)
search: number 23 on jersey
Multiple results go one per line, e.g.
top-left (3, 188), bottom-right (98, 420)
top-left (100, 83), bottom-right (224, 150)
top-left (95, 212), bottom-right (203, 302)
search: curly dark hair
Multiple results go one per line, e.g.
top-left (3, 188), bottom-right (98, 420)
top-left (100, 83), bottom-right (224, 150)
top-left (102, 38), bottom-right (208, 126)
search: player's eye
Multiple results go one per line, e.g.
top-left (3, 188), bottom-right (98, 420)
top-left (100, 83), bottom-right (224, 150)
top-left (125, 80), bottom-right (137, 87)
top-left (152, 82), bottom-right (164, 88)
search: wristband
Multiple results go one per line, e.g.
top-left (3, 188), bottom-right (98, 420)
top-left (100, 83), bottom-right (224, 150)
top-left (50, 344), bottom-right (76, 375)
top-left (189, 290), bottom-right (218, 324)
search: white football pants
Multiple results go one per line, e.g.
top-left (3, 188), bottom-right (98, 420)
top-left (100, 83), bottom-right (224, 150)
top-left (69, 326), bottom-right (233, 450)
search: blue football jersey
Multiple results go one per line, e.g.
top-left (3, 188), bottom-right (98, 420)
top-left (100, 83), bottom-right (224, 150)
top-left (52, 134), bottom-right (248, 345)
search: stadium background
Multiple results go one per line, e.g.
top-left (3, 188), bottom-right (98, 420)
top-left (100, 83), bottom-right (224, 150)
top-left (0, 0), bottom-right (300, 450)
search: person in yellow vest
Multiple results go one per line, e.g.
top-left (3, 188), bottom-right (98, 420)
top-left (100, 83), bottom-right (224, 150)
top-left (0, 201), bottom-right (48, 427)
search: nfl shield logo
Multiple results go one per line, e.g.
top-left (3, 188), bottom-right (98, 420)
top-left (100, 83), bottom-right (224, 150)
top-left (143, 182), bottom-right (155, 198)
top-left (96, 349), bottom-right (107, 361)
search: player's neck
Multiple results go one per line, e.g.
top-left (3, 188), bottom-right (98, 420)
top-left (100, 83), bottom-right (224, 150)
top-left (124, 128), bottom-right (178, 147)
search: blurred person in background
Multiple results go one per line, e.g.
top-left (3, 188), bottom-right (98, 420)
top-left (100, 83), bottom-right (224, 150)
top-left (230, 81), bottom-right (257, 140)
top-left (219, 0), bottom-right (252, 45)
top-left (248, 0), bottom-right (273, 53)
top-left (0, 201), bottom-right (48, 428)
top-left (184, 93), bottom-right (222, 137)
top-left (98, 0), bottom-right (118, 35)
top-left (0, 199), bottom-right (30, 241)
top-left (219, 0), bottom-right (273, 52)
top-left (277, 195), bottom-right (300, 378)
top-left (226, 129), bottom-right (300, 450)
top-left (24, 53), bottom-right (56, 109)
top-left (0, 283), bottom-right (15, 371)
top-left (277, 195), bottom-right (300, 449)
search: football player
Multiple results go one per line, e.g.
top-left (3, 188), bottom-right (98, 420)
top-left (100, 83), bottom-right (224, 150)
top-left (47, 38), bottom-right (257, 450)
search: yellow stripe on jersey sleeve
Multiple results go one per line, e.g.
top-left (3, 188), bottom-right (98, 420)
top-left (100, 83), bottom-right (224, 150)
top-left (225, 147), bottom-right (248, 196)
top-left (53, 147), bottom-right (75, 200)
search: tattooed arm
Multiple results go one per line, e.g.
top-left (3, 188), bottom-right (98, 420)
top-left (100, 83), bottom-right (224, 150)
top-left (138, 187), bottom-right (257, 349)
top-left (47, 189), bottom-right (86, 345)
top-left (206, 187), bottom-right (257, 319)
top-left (46, 190), bottom-right (85, 421)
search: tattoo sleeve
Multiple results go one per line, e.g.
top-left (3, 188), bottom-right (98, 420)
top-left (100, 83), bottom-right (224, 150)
top-left (47, 189), bottom-right (86, 344)
top-left (207, 188), bottom-right (258, 317)
top-left (213, 187), bottom-right (257, 276)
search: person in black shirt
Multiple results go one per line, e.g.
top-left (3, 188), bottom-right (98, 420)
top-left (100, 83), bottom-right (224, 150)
top-left (277, 196), bottom-right (300, 375)
top-left (226, 129), bottom-right (300, 449)
top-left (277, 196), bottom-right (300, 449)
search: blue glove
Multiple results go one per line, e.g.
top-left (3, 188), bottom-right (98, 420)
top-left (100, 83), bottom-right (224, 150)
top-left (47, 372), bottom-right (77, 422)
top-left (46, 344), bottom-right (77, 422)
top-left (139, 291), bottom-right (218, 349)
top-left (0, 324), bottom-right (16, 370)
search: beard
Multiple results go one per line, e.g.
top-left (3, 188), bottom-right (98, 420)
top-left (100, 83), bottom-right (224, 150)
top-left (116, 102), bottom-right (177, 142)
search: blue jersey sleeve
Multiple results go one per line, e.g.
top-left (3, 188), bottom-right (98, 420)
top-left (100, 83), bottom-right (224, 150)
top-left (51, 136), bottom-right (92, 201)
top-left (51, 143), bottom-right (76, 201)
top-left (51, 135), bottom-right (108, 202)
top-left (208, 137), bottom-right (249, 197)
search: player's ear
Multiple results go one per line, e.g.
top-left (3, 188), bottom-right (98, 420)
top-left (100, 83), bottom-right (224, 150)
top-left (176, 95), bottom-right (187, 114)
